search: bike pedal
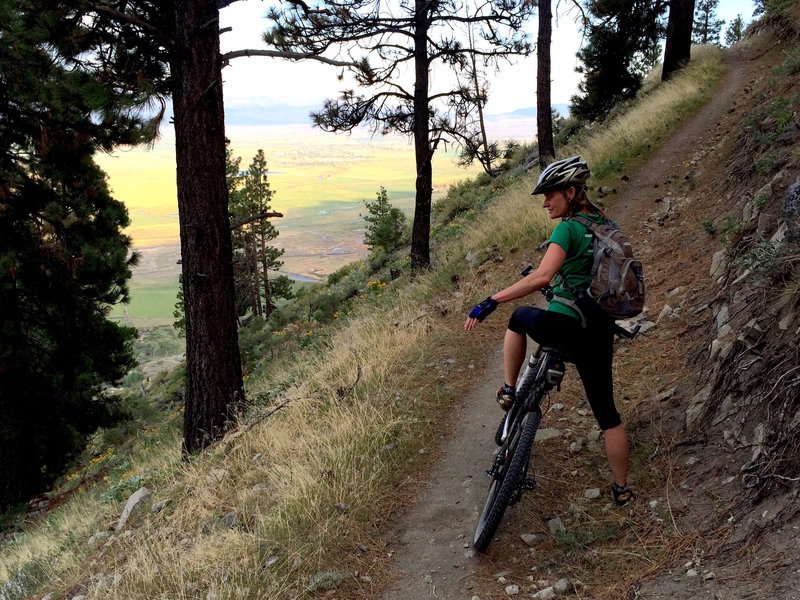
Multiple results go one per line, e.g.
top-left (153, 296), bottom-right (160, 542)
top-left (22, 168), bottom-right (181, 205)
top-left (523, 477), bottom-right (537, 490)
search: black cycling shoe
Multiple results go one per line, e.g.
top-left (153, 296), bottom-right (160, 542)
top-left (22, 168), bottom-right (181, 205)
top-left (496, 384), bottom-right (516, 411)
top-left (611, 482), bottom-right (634, 507)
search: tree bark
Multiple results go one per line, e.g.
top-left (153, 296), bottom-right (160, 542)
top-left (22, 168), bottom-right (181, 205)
top-left (662, 0), bottom-right (696, 81)
top-left (537, 0), bottom-right (555, 169)
top-left (250, 226), bottom-right (262, 316)
top-left (410, 0), bottom-right (432, 270)
top-left (260, 229), bottom-right (273, 317)
top-left (171, 0), bottom-right (244, 455)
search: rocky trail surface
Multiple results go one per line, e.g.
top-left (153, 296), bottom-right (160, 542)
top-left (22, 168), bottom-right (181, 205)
top-left (373, 47), bottom-right (767, 600)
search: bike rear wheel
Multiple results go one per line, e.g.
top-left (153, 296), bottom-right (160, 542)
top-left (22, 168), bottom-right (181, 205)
top-left (473, 409), bottom-right (541, 552)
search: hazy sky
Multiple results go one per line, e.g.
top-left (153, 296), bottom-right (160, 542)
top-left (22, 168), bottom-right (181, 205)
top-left (217, 0), bottom-right (758, 125)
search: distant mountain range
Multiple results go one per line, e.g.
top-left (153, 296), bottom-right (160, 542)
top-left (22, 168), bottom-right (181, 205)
top-left (223, 101), bottom-right (571, 127)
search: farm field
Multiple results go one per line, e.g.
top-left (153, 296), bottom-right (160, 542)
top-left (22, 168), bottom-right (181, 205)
top-left (100, 124), bottom-right (492, 326)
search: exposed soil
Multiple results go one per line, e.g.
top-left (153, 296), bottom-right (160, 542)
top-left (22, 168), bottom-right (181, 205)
top-left (366, 36), bottom-right (800, 600)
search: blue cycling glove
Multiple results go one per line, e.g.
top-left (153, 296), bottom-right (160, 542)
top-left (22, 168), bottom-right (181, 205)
top-left (469, 297), bottom-right (498, 321)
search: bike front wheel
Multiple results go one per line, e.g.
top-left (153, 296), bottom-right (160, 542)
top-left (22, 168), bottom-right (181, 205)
top-left (473, 409), bottom-right (541, 552)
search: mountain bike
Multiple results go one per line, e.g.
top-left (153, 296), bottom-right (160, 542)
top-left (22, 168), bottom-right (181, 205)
top-left (472, 271), bottom-right (639, 552)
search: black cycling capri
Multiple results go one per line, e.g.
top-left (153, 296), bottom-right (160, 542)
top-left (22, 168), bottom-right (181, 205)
top-left (508, 306), bottom-right (621, 431)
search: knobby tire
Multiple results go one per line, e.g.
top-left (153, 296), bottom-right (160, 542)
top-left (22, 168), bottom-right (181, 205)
top-left (495, 359), bottom-right (542, 446)
top-left (473, 409), bottom-right (541, 552)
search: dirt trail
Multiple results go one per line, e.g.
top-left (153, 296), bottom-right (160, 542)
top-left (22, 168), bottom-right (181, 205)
top-left (376, 51), bottom-right (747, 600)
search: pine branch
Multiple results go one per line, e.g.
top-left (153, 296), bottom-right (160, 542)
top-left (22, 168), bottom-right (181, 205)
top-left (230, 211), bottom-right (283, 231)
top-left (85, 2), bottom-right (174, 48)
top-left (221, 48), bottom-right (357, 67)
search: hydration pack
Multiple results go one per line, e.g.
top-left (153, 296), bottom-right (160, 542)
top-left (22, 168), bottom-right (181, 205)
top-left (557, 215), bottom-right (645, 325)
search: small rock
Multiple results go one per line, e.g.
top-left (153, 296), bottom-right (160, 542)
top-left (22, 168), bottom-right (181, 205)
top-left (587, 429), bottom-right (602, 442)
top-left (88, 531), bottom-right (110, 550)
top-left (307, 571), bottom-right (348, 592)
top-left (569, 439), bottom-right (584, 454)
top-left (548, 518), bottom-right (565, 535)
top-left (520, 533), bottom-right (540, 546)
top-left (657, 304), bottom-right (673, 322)
top-left (584, 488), bottom-right (601, 499)
top-left (263, 555), bottom-right (280, 569)
top-left (535, 428), bottom-right (561, 442)
top-left (220, 510), bottom-right (238, 529)
top-left (533, 587), bottom-right (556, 600)
top-left (151, 499), bottom-right (169, 514)
top-left (334, 503), bottom-right (348, 512)
top-left (206, 469), bottom-right (227, 485)
top-left (686, 569), bottom-right (699, 577)
top-left (665, 286), bottom-right (685, 299)
top-left (704, 571), bottom-right (715, 581)
top-left (686, 385), bottom-right (712, 428)
top-left (493, 570), bottom-right (512, 579)
top-left (771, 222), bottom-right (789, 244)
top-left (710, 250), bottom-right (728, 279)
top-left (779, 310), bottom-right (795, 331)
top-left (554, 578), bottom-right (571, 594)
top-left (505, 583), bottom-right (520, 595)
top-left (251, 483), bottom-right (268, 493)
top-left (715, 305), bottom-right (729, 331)
top-left (551, 403), bottom-right (564, 412)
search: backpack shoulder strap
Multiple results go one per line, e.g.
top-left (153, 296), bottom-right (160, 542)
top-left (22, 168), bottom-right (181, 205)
top-left (570, 214), bottom-right (597, 232)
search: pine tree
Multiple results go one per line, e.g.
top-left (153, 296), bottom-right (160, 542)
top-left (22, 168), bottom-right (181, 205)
top-left (693, 0), bottom-right (725, 45)
top-left (571, 0), bottom-right (667, 122)
top-left (0, 0), bottom-right (147, 508)
top-left (229, 150), bottom-right (291, 320)
top-left (725, 15), bottom-right (745, 45)
top-left (265, 0), bottom-right (532, 269)
top-left (362, 187), bottom-right (407, 255)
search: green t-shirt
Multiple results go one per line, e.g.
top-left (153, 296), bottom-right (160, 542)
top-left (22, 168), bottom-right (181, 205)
top-left (546, 213), bottom-right (604, 319)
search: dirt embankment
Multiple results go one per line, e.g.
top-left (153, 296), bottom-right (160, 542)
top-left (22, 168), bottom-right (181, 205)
top-left (370, 16), bottom-right (800, 600)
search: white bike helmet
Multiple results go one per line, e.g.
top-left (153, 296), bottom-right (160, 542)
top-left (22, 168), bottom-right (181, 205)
top-left (532, 155), bottom-right (591, 195)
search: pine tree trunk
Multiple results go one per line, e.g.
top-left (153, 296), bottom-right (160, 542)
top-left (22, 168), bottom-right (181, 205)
top-left (171, 0), bottom-right (244, 455)
top-left (467, 26), bottom-right (491, 176)
top-left (243, 232), bottom-right (259, 316)
top-left (260, 227), bottom-right (273, 317)
top-left (410, 0), bottom-right (432, 271)
top-left (537, 0), bottom-right (555, 169)
top-left (662, 0), bottom-right (696, 81)
top-left (250, 225), bottom-right (262, 317)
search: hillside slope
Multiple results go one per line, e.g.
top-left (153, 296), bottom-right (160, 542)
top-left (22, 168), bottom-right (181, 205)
top-left (375, 13), bottom-right (800, 600)
top-left (1, 9), bottom-right (798, 600)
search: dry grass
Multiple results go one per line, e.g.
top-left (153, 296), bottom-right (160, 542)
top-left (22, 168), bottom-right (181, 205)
top-left (0, 48), bottom-right (726, 600)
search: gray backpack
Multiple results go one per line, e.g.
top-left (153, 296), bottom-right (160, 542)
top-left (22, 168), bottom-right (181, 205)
top-left (557, 215), bottom-right (645, 325)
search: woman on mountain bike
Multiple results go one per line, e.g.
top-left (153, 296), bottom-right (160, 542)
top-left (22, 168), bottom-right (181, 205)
top-left (464, 155), bottom-right (633, 506)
